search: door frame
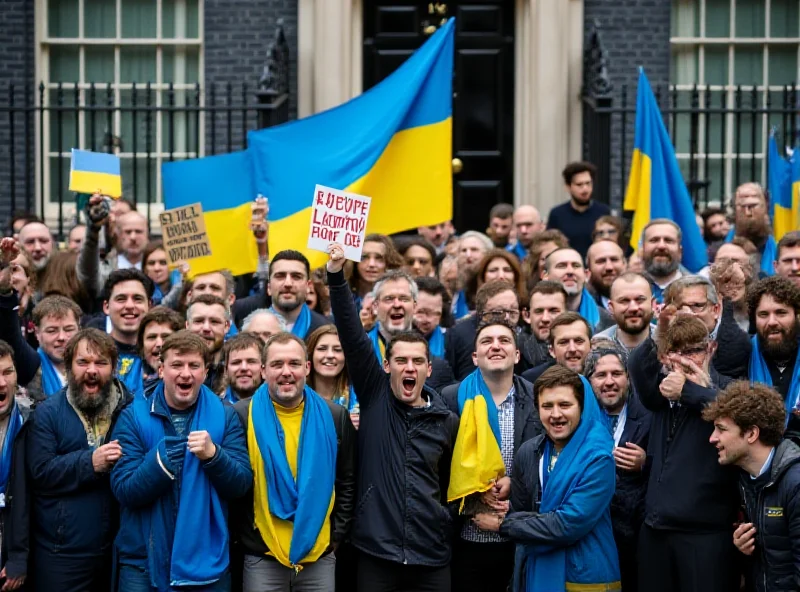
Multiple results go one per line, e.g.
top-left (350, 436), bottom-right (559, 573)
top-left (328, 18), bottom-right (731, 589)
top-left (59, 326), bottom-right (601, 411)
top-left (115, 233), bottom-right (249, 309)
top-left (297, 0), bottom-right (584, 218)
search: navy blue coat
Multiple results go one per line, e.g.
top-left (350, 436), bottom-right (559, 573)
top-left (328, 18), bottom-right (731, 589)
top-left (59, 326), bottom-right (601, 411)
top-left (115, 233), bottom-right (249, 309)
top-left (26, 382), bottom-right (132, 557)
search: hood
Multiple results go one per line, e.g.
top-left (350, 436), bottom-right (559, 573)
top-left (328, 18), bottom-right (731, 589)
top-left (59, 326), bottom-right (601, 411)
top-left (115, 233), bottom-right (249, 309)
top-left (769, 439), bottom-right (800, 483)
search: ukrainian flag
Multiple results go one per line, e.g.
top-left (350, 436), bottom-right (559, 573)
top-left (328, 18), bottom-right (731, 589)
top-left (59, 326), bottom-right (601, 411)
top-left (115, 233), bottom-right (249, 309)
top-left (768, 132), bottom-right (797, 241)
top-left (70, 149), bottom-right (122, 198)
top-left (448, 370), bottom-right (506, 506)
top-left (624, 69), bottom-right (707, 272)
top-left (249, 18), bottom-right (455, 269)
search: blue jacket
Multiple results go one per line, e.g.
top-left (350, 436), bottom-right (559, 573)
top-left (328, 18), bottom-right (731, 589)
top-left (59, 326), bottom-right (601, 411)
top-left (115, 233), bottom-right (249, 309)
top-left (501, 435), bottom-right (620, 590)
top-left (26, 381), bottom-right (132, 556)
top-left (109, 388), bottom-right (252, 571)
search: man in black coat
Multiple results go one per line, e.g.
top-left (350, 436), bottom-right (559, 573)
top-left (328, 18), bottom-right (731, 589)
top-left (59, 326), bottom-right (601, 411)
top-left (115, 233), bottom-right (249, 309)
top-left (441, 320), bottom-right (542, 592)
top-left (629, 313), bottom-right (739, 592)
top-left (585, 343), bottom-right (651, 592)
top-left (327, 243), bottom-right (459, 592)
top-left (704, 381), bottom-right (800, 592)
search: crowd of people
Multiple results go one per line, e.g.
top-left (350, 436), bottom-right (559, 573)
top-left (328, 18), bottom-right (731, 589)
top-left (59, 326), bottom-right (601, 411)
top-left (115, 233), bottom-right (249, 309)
top-left (0, 160), bottom-right (799, 592)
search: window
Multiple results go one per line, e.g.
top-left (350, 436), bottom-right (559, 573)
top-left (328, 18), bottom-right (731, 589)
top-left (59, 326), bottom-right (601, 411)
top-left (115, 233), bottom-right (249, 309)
top-left (39, 0), bottom-right (202, 220)
top-left (671, 0), bottom-right (800, 202)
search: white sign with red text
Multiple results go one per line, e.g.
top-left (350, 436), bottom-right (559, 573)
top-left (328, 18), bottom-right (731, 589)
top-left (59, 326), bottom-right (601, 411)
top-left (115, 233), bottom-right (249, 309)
top-left (307, 184), bottom-right (372, 262)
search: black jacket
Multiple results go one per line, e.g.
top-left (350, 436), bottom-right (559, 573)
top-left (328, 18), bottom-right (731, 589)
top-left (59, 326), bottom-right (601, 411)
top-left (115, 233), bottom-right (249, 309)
top-left (610, 394), bottom-right (652, 542)
top-left (328, 268), bottom-right (460, 567)
top-left (739, 439), bottom-right (800, 592)
top-left (713, 299), bottom-right (751, 380)
top-left (0, 292), bottom-right (40, 387)
top-left (520, 359), bottom-right (557, 386)
top-left (441, 374), bottom-right (542, 453)
top-left (517, 330), bottom-right (552, 375)
top-left (629, 337), bottom-right (739, 531)
top-left (232, 396), bottom-right (357, 557)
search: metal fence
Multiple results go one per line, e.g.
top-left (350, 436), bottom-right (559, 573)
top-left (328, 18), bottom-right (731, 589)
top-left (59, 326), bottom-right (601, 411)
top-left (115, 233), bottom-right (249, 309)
top-left (583, 22), bottom-right (800, 213)
top-left (0, 22), bottom-right (291, 238)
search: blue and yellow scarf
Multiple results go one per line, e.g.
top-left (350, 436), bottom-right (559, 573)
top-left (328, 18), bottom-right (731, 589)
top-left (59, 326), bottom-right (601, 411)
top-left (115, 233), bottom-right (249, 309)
top-left (367, 325), bottom-right (387, 363)
top-left (248, 384), bottom-right (337, 568)
top-left (271, 304), bottom-right (312, 339)
top-left (447, 369), bottom-right (505, 506)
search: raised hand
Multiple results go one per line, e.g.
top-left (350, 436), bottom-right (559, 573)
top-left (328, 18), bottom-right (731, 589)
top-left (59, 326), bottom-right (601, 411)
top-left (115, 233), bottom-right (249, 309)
top-left (86, 193), bottom-right (110, 229)
top-left (327, 242), bottom-right (346, 274)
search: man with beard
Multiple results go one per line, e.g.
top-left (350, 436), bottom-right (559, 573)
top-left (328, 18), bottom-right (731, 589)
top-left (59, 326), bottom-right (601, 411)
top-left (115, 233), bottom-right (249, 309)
top-left (774, 231), bottom-right (800, 289)
top-left (17, 221), bottom-right (54, 289)
top-left (640, 219), bottom-right (686, 303)
top-left (232, 333), bottom-right (356, 590)
top-left (186, 294), bottom-right (231, 392)
top-left (486, 203), bottom-right (513, 249)
top-left (585, 344), bottom-right (651, 592)
top-left (746, 276), bottom-right (800, 444)
top-left (220, 333), bottom-right (265, 403)
top-left (518, 281), bottom-right (567, 370)
top-left (546, 161), bottom-right (611, 259)
top-left (586, 240), bottom-right (626, 311)
top-left (542, 248), bottom-right (614, 331)
top-left (594, 272), bottom-right (654, 351)
top-left (110, 331), bottom-right (251, 591)
top-left (522, 312), bottom-right (593, 383)
top-left (366, 270), bottom-right (454, 391)
top-left (506, 205), bottom-right (544, 261)
top-left (704, 382), bottom-right (800, 591)
top-left (453, 231), bottom-right (493, 319)
top-left (27, 328), bottom-right (132, 592)
top-left (327, 243), bottom-right (459, 592)
top-left (136, 306), bottom-right (183, 393)
top-left (709, 239), bottom-right (757, 332)
top-left (630, 314), bottom-right (739, 592)
top-left (726, 182), bottom-right (776, 276)
top-left (242, 308), bottom-right (286, 343)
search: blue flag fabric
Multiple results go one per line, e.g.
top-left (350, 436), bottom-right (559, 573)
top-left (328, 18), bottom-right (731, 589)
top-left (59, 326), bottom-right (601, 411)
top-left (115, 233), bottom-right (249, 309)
top-left (506, 242), bottom-right (527, 262)
top-left (428, 325), bottom-right (446, 358)
top-left (38, 348), bottom-right (62, 397)
top-left (271, 304), bottom-right (312, 340)
top-left (0, 404), bottom-right (23, 495)
top-left (748, 335), bottom-right (798, 424)
top-left (725, 228), bottom-right (777, 277)
top-left (116, 353), bottom-right (144, 398)
top-left (577, 288), bottom-right (601, 331)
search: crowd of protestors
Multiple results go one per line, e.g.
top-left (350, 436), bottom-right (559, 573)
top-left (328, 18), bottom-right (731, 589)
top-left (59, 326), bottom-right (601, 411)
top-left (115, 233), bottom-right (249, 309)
top-left (1, 161), bottom-right (799, 592)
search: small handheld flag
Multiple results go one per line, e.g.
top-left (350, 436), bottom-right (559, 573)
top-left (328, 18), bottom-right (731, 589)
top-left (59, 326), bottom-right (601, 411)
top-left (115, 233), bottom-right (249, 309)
top-left (69, 149), bottom-right (122, 198)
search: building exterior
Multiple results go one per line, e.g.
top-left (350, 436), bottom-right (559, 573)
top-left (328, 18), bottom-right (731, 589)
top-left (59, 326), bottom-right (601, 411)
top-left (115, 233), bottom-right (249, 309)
top-left (1, 0), bottom-right (798, 235)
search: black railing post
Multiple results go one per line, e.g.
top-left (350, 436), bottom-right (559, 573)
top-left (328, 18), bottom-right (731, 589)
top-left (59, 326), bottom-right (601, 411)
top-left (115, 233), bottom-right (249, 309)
top-left (255, 19), bottom-right (290, 130)
top-left (581, 20), bottom-right (614, 207)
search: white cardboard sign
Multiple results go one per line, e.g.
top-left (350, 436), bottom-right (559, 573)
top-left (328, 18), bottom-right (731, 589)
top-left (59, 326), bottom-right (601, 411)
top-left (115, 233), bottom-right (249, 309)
top-left (307, 184), bottom-right (372, 262)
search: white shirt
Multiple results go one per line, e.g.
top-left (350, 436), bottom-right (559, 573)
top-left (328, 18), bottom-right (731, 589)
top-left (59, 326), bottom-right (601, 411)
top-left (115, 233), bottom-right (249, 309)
top-left (751, 447), bottom-right (776, 480)
top-left (117, 253), bottom-right (142, 270)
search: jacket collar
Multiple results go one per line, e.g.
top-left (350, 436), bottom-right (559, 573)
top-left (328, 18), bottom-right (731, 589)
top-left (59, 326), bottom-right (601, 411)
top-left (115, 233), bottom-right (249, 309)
top-left (768, 439), bottom-right (800, 483)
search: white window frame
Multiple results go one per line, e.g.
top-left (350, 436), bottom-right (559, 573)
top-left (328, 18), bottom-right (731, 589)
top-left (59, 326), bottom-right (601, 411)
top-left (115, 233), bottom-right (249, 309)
top-left (35, 0), bottom-right (204, 228)
top-left (670, 0), bottom-right (800, 202)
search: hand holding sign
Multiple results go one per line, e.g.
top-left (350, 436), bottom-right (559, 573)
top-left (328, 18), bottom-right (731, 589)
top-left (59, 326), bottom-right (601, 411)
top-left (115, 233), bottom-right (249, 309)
top-left (327, 242), bottom-right (347, 274)
top-left (308, 185), bottom-right (371, 262)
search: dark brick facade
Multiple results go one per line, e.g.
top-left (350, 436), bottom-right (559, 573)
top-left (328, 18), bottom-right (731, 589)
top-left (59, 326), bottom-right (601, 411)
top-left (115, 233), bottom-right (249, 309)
top-left (0, 0), bottom-right (36, 224)
top-left (584, 0), bottom-right (672, 209)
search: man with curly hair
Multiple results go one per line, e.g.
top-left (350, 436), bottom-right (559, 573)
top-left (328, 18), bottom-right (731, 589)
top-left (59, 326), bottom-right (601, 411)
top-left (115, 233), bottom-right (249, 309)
top-left (704, 381), bottom-right (800, 592)
top-left (746, 276), bottom-right (800, 443)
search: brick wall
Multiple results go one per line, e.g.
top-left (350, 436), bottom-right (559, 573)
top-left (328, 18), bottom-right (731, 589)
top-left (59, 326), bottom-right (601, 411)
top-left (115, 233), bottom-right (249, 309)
top-left (0, 0), bottom-right (35, 226)
top-left (584, 0), bottom-right (671, 210)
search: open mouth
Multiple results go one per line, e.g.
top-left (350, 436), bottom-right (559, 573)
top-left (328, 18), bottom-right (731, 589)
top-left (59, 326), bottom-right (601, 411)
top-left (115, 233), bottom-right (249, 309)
top-left (389, 313), bottom-right (405, 322)
top-left (401, 377), bottom-right (416, 395)
top-left (550, 420), bottom-right (567, 431)
top-left (0, 392), bottom-right (8, 402)
top-left (488, 354), bottom-right (505, 361)
top-left (83, 379), bottom-right (101, 394)
top-left (175, 380), bottom-right (193, 395)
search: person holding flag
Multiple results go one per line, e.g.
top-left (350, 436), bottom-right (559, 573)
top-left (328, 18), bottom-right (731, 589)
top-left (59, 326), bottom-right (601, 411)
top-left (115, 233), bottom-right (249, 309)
top-left (233, 332), bottom-right (356, 591)
top-left (442, 320), bottom-right (542, 592)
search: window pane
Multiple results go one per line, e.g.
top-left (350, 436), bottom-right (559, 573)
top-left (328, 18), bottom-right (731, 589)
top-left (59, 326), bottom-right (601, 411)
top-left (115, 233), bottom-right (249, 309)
top-left (735, 0), bottom-right (765, 38)
top-left (120, 47), bottom-right (157, 83)
top-left (48, 0), bottom-right (79, 38)
top-left (162, 46), bottom-right (200, 84)
top-left (186, 0), bottom-right (199, 38)
top-left (671, 91), bottom-right (693, 154)
top-left (705, 47), bottom-right (730, 86)
top-left (735, 157), bottom-right (761, 186)
top-left (48, 89), bottom-right (78, 153)
top-left (705, 0), bottom-right (731, 38)
top-left (768, 90), bottom-right (800, 145)
top-left (84, 85), bottom-right (116, 151)
top-left (704, 89), bottom-right (728, 157)
top-left (85, 47), bottom-right (115, 84)
top-left (163, 0), bottom-right (200, 39)
top-left (768, 47), bottom-right (799, 86)
top-left (49, 156), bottom-right (74, 204)
top-left (734, 47), bottom-right (764, 86)
top-left (770, 0), bottom-right (800, 38)
top-left (731, 91), bottom-right (763, 154)
top-left (84, 0), bottom-right (116, 38)
top-left (49, 46), bottom-right (80, 82)
top-left (120, 158), bottom-right (157, 206)
top-left (121, 0), bottom-right (158, 38)
top-left (120, 87), bottom-right (157, 153)
top-left (671, 47), bottom-right (699, 84)
top-left (705, 158), bottom-right (726, 203)
top-left (671, 0), bottom-right (699, 37)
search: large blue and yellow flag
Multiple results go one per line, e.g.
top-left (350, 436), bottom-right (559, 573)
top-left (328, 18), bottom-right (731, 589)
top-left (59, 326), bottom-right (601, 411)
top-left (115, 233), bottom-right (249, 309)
top-left (163, 18), bottom-right (454, 275)
top-left (448, 370), bottom-right (506, 506)
top-left (768, 132), bottom-right (796, 241)
top-left (624, 69), bottom-right (707, 272)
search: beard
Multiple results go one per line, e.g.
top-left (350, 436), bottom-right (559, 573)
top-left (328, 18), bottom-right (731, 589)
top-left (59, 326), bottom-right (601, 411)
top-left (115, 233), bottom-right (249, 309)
top-left (230, 376), bottom-right (262, 399)
top-left (736, 216), bottom-right (771, 244)
top-left (273, 292), bottom-right (304, 314)
top-left (590, 275), bottom-right (613, 298)
top-left (758, 321), bottom-right (800, 361)
top-left (644, 252), bottom-right (679, 277)
top-left (68, 374), bottom-right (113, 416)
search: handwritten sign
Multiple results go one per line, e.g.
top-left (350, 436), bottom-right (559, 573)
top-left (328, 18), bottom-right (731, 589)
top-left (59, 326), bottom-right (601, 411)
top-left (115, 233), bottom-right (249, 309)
top-left (307, 184), bottom-right (372, 262)
top-left (159, 203), bottom-right (212, 266)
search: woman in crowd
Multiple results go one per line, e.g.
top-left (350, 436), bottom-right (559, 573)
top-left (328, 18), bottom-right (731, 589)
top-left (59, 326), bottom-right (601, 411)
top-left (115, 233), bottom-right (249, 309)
top-left (305, 325), bottom-right (359, 427)
top-left (307, 268), bottom-right (331, 317)
top-left (9, 249), bottom-right (38, 348)
top-left (142, 241), bottom-right (183, 308)
top-left (474, 249), bottom-right (526, 296)
top-left (345, 233), bottom-right (403, 310)
top-left (39, 250), bottom-right (93, 313)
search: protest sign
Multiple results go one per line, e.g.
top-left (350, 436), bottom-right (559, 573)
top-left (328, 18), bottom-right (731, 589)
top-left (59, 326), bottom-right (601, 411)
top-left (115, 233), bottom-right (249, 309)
top-left (307, 185), bottom-right (372, 262)
top-left (159, 203), bottom-right (212, 266)
top-left (69, 149), bottom-right (123, 198)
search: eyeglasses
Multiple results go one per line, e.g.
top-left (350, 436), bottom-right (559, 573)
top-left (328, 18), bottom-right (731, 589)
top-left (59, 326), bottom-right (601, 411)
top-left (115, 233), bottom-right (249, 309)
top-left (481, 308), bottom-right (520, 321)
top-left (678, 301), bottom-right (710, 314)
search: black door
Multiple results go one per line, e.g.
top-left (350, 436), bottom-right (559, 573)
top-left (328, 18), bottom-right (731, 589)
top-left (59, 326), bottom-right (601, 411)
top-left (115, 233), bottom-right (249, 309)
top-left (363, 0), bottom-right (515, 234)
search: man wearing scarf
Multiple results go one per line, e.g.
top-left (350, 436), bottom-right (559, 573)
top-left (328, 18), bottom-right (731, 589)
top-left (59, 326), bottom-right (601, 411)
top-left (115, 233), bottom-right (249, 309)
top-left (585, 344), bottom-right (651, 592)
top-left (27, 329), bottom-right (132, 592)
top-left (478, 365), bottom-right (619, 591)
top-left (413, 277), bottom-right (450, 359)
top-left (0, 341), bottom-right (32, 592)
top-left (542, 248), bottom-right (613, 332)
top-left (365, 269), bottom-right (455, 392)
top-left (265, 250), bottom-right (330, 339)
top-left (746, 276), bottom-right (800, 444)
top-left (110, 331), bottom-right (252, 591)
top-left (220, 333), bottom-right (265, 404)
top-left (725, 182), bottom-right (776, 277)
top-left (442, 321), bottom-right (542, 592)
top-left (137, 306), bottom-right (184, 396)
top-left (186, 294), bottom-right (233, 394)
top-left (233, 333), bottom-right (356, 590)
